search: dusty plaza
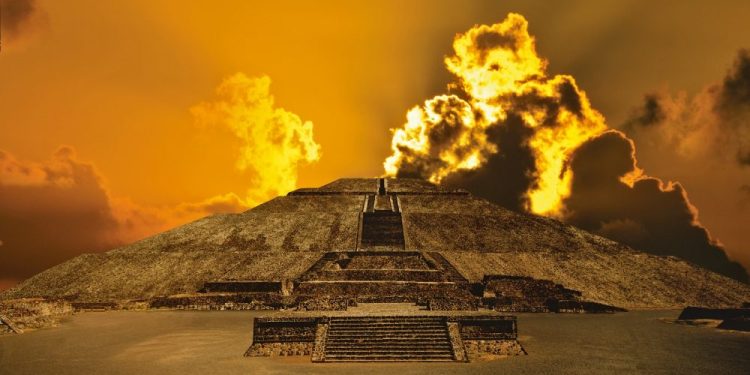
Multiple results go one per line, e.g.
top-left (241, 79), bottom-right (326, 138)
top-left (2, 310), bottom-right (750, 374)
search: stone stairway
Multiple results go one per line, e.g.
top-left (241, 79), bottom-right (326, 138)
top-left (360, 211), bottom-right (405, 248)
top-left (323, 316), bottom-right (455, 362)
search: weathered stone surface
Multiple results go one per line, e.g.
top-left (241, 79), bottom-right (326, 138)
top-left (464, 340), bottom-right (526, 358)
top-left (244, 342), bottom-right (313, 357)
top-left (447, 322), bottom-right (468, 362)
top-left (2, 178), bottom-right (748, 309)
top-left (0, 299), bottom-right (73, 334)
top-left (311, 322), bottom-right (329, 362)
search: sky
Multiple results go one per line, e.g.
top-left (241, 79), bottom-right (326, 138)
top-left (1, 0), bottom-right (749, 289)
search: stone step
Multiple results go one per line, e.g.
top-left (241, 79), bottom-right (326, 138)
top-left (328, 331), bottom-right (447, 336)
top-left (326, 341), bottom-right (450, 346)
top-left (329, 326), bottom-right (446, 331)
top-left (331, 322), bottom-right (445, 329)
top-left (329, 315), bottom-right (445, 323)
top-left (327, 334), bottom-right (448, 340)
top-left (325, 354), bottom-right (454, 362)
top-left (326, 342), bottom-right (451, 352)
top-left (325, 335), bottom-right (450, 340)
top-left (326, 350), bottom-right (453, 355)
top-left (328, 327), bottom-right (447, 333)
top-left (360, 211), bottom-right (405, 248)
top-left (330, 322), bottom-right (445, 327)
top-left (326, 341), bottom-right (452, 345)
top-left (323, 315), bottom-right (455, 362)
top-left (330, 319), bottom-right (444, 324)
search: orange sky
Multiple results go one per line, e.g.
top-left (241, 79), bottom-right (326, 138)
top-left (1, 1), bottom-right (750, 285)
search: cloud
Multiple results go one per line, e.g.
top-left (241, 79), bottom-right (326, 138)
top-left (0, 73), bottom-right (320, 290)
top-left (191, 73), bottom-right (321, 206)
top-left (385, 13), bottom-right (607, 215)
top-left (625, 50), bottom-right (750, 167)
top-left (0, 147), bottom-right (121, 284)
top-left (383, 14), bottom-right (748, 282)
top-left (563, 131), bottom-right (748, 282)
top-left (0, 0), bottom-right (47, 47)
top-left (621, 49), bottom-right (750, 275)
top-left (0, 147), bottom-right (249, 290)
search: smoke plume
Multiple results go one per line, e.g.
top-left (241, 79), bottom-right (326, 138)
top-left (384, 13), bottom-right (748, 282)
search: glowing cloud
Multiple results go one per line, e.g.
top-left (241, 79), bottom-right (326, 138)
top-left (192, 74), bottom-right (322, 206)
top-left (384, 13), bottom-right (606, 216)
top-left (383, 13), bottom-right (748, 282)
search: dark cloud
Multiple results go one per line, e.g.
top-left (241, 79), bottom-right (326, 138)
top-left (557, 79), bottom-right (583, 116)
top-left (390, 19), bottom-right (749, 283)
top-left (441, 114), bottom-right (536, 211)
top-left (622, 94), bottom-right (665, 130)
top-left (564, 131), bottom-right (748, 282)
top-left (740, 185), bottom-right (750, 210)
top-left (626, 50), bottom-right (750, 168)
top-left (0, 148), bottom-right (247, 290)
top-left (0, 0), bottom-right (43, 43)
top-left (717, 49), bottom-right (750, 117)
top-left (0, 147), bottom-right (121, 283)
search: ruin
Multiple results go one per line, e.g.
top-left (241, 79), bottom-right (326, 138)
top-left (2, 178), bottom-right (749, 360)
top-left (676, 306), bottom-right (750, 332)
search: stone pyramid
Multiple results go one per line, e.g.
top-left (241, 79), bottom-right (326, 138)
top-left (3, 178), bottom-right (748, 309)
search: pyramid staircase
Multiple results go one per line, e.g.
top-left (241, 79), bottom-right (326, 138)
top-left (360, 211), bottom-right (405, 248)
top-left (323, 316), bottom-right (455, 362)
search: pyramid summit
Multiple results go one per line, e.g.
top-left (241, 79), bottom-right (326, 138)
top-left (3, 177), bottom-right (747, 308)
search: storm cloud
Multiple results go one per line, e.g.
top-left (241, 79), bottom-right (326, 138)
top-left (564, 131), bottom-right (748, 282)
top-left (387, 16), bottom-right (748, 283)
top-left (0, 147), bottom-right (246, 289)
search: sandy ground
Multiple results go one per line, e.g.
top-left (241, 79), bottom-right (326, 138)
top-left (1, 310), bottom-right (748, 375)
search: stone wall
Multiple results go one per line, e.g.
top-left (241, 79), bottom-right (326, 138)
top-left (296, 297), bottom-right (351, 311)
top-left (245, 342), bottom-right (314, 357)
top-left (149, 293), bottom-right (287, 310)
top-left (464, 340), bottom-right (526, 358)
top-left (452, 316), bottom-right (517, 340)
top-left (446, 322), bottom-right (468, 362)
top-left (0, 299), bottom-right (73, 334)
top-left (246, 317), bottom-right (326, 358)
top-left (202, 281), bottom-right (282, 293)
top-left (252, 317), bottom-right (317, 343)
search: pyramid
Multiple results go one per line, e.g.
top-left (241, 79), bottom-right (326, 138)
top-left (3, 177), bottom-right (748, 308)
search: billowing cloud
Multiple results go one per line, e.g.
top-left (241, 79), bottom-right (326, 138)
top-left (0, 73), bottom-right (323, 290)
top-left (620, 49), bottom-right (750, 280)
top-left (564, 131), bottom-right (748, 282)
top-left (385, 13), bottom-right (607, 215)
top-left (0, 147), bottom-right (121, 286)
top-left (625, 50), bottom-right (750, 167)
top-left (0, 147), bottom-right (248, 289)
top-left (384, 13), bottom-right (748, 282)
top-left (191, 73), bottom-right (321, 206)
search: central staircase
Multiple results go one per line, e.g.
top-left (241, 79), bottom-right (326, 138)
top-left (323, 316), bottom-right (455, 362)
top-left (360, 211), bottom-right (405, 248)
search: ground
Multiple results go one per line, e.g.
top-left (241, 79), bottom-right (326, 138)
top-left (1, 310), bottom-right (749, 374)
